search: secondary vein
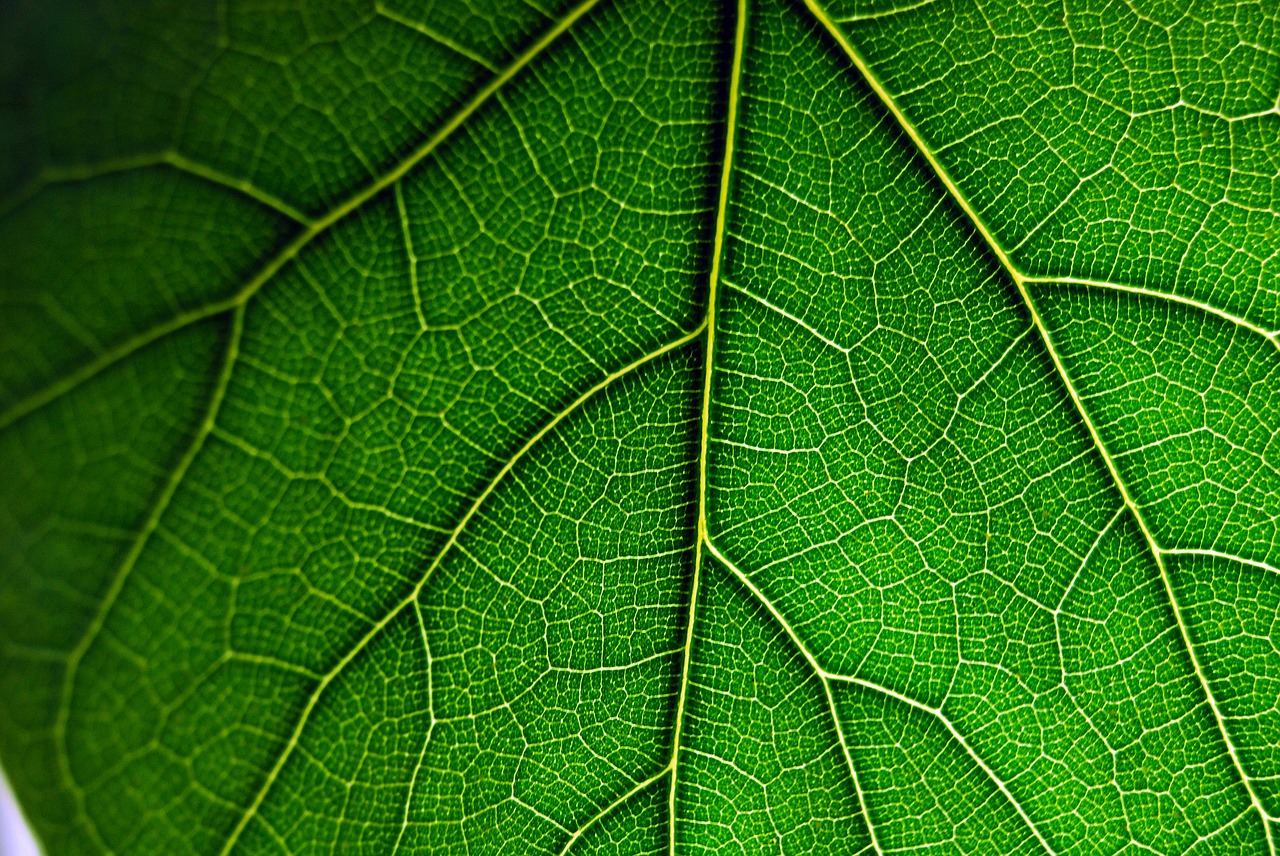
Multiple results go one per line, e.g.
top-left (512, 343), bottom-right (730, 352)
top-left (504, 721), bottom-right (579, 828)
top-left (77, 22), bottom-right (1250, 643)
top-left (702, 537), bottom-right (887, 856)
top-left (800, 1), bottom-right (1277, 850)
top-left (0, 0), bottom-right (605, 434)
top-left (0, 150), bottom-right (314, 225)
top-left (214, 320), bottom-right (706, 856)
top-left (52, 303), bottom-right (247, 855)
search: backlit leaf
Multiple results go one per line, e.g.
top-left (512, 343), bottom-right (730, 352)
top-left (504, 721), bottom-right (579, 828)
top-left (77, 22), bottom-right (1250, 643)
top-left (2, 0), bottom-right (1278, 852)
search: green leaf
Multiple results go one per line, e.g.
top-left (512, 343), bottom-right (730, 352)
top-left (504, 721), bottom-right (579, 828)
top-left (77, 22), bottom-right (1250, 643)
top-left (2, 0), bottom-right (1278, 852)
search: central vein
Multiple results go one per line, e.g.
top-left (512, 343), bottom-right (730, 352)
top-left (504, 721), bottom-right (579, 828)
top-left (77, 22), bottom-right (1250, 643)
top-left (666, 0), bottom-right (748, 852)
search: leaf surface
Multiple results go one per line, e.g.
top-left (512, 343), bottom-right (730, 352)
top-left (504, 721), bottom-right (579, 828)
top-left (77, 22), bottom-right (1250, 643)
top-left (1, 0), bottom-right (1279, 853)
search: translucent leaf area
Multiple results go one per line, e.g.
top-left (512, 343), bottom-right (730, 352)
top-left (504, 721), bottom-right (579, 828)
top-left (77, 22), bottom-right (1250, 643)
top-left (2, 0), bottom-right (1279, 853)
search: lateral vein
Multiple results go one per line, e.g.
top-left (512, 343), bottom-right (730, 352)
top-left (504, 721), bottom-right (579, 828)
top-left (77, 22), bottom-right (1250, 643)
top-left (215, 321), bottom-right (705, 856)
top-left (557, 769), bottom-right (671, 856)
top-left (53, 303), bottom-right (247, 855)
top-left (0, 150), bottom-right (314, 225)
top-left (374, 4), bottom-right (499, 72)
top-left (0, 0), bottom-right (604, 433)
top-left (706, 535), bottom-right (1052, 855)
top-left (825, 672), bottom-right (1059, 856)
top-left (703, 537), bottom-right (885, 856)
top-left (799, 1), bottom-right (1276, 849)
top-left (1023, 274), bottom-right (1280, 353)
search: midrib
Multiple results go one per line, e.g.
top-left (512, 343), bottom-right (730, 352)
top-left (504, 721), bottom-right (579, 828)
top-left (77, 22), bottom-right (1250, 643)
top-left (664, 0), bottom-right (747, 851)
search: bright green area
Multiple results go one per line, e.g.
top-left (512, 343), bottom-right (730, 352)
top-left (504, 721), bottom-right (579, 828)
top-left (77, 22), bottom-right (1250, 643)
top-left (1, 0), bottom-right (1278, 853)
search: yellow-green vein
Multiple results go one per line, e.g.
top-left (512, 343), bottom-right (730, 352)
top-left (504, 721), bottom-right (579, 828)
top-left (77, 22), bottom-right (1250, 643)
top-left (666, 0), bottom-right (746, 851)
top-left (801, 1), bottom-right (1278, 850)
top-left (52, 303), bottom-right (246, 856)
top-left (0, 151), bottom-right (314, 225)
top-left (215, 320), bottom-right (707, 856)
top-left (0, 0), bottom-right (603, 434)
top-left (701, 537), bottom-right (887, 856)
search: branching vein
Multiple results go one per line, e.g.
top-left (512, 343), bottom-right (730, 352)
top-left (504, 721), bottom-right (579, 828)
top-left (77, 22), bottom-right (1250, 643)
top-left (800, 1), bottom-right (1279, 850)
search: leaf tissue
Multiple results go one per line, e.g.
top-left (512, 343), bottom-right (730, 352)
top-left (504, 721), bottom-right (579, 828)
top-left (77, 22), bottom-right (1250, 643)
top-left (2, 0), bottom-right (1279, 853)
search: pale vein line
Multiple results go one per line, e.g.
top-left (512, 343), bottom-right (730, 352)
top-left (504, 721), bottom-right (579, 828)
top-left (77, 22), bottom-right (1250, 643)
top-left (557, 769), bottom-right (670, 856)
top-left (53, 304), bottom-right (246, 856)
top-left (0, 150), bottom-right (313, 225)
top-left (1161, 548), bottom-right (1280, 579)
top-left (1055, 506), bottom-right (1125, 613)
top-left (0, 0), bottom-right (604, 434)
top-left (1024, 275), bottom-right (1280, 353)
top-left (215, 321), bottom-right (706, 856)
top-left (726, 279), bottom-right (849, 353)
top-left (703, 537), bottom-right (885, 856)
top-left (707, 539), bottom-right (1050, 855)
top-left (824, 673), bottom-right (1061, 856)
top-left (926, 324), bottom-right (1033, 452)
top-left (834, 0), bottom-right (939, 23)
top-left (0, 296), bottom-right (241, 433)
top-left (393, 182), bottom-right (428, 331)
top-left (375, 4), bottom-right (499, 72)
top-left (666, 2), bottom-right (745, 851)
top-left (1017, 176), bottom-right (1280, 856)
top-left (390, 600), bottom-right (435, 856)
top-left (801, 1), bottom-right (1278, 849)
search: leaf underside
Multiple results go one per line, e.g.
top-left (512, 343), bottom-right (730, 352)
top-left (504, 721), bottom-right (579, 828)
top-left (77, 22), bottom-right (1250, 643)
top-left (2, 0), bottom-right (1280, 853)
